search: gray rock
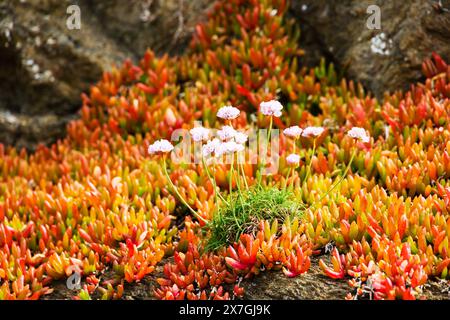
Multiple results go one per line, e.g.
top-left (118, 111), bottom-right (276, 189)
top-left (0, 0), bottom-right (211, 150)
top-left (243, 256), bottom-right (349, 300)
top-left (2, 0), bottom-right (450, 150)
top-left (290, 0), bottom-right (450, 98)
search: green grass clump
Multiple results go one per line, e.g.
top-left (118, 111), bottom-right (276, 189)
top-left (205, 187), bottom-right (304, 251)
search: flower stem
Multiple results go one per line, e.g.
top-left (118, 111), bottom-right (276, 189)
top-left (267, 116), bottom-right (273, 144)
top-left (258, 116), bottom-right (273, 188)
top-left (229, 155), bottom-right (234, 196)
top-left (235, 163), bottom-right (244, 199)
top-left (319, 148), bottom-right (357, 202)
top-left (163, 156), bottom-right (207, 224)
top-left (257, 129), bottom-right (262, 188)
top-left (240, 163), bottom-right (249, 190)
top-left (284, 167), bottom-right (291, 189)
top-left (290, 166), bottom-right (296, 189)
top-left (304, 139), bottom-right (316, 183)
top-left (202, 156), bottom-right (228, 205)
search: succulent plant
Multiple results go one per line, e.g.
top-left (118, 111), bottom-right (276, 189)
top-left (1, 0), bottom-right (450, 300)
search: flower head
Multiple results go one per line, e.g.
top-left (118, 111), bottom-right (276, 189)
top-left (260, 100), bottom-right (283, 117)
top-left (302, 126), bottom-right (324, 138)
top-left (286, 153), bottom-right (300, 166)
top-left (217, 125), bottom-right (237, 141)
top-left (217, 106), bottom-right (240, 120)
top-left (347, 127), bottom-right (370, 143)
top-left (234, 131), bottom-right (248, 144)
top-left (215, 141), bottom-right (244, 157)
top-left (190, 127), bottom-right (210, 142)
top-left (202, 138), bottom-right (220, 157)
top-left (148, 139), bottom-right (174, 154)
top-left (283, 126), bottom-right (303, 139)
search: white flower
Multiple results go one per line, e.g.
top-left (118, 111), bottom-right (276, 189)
top-left (148, 139), bottom-right (174, 154)
top-left (217, 106), bottom-right (240, 120)
top-left (202, 138), bottom-right (220, 157)
top-left (190, 127), bottom-right (210, 142)
top-left (302, 126), bottom-right (324, 138)
top-left (286, 153), bottom-right (300, 166)
top-left (215, 141), bottom-right (244, 157)
top-left (260, 100), bottom-right (283, 117)
top-left (234, 131), bottom-right (248, 144)
top-left (347, 127), bottom-right (370, 143)
top-left (217, 125), bottom-right (237, 141)
top-left (283, 126), bottom-right (303, 139)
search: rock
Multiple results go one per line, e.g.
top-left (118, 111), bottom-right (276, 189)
top-left (242, 256), bottom-right (349, 300)
top-left (242, 255), bottom-right (450, 300)
top-left (0, 0), bottom-right (211, 150)
top-left (290, 0), bottom-right (450, 98)
top-left (2, 0), bottom-right (450, 150)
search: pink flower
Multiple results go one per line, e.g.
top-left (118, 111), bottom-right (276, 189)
top-left (260, 100), bottom-right (283, 117)
top-left (302, 126), bottom-right (324, 138)
top-left (217, 125), bottom-right (237, 141)
top-left (215, 141), bottom-right (244, 157)
top-left (217, 106), bottom-right (240, 120)
top-left (283, 126), bottom-right (302, 139)
top-left (190, 127), bottom-right (210, 142)
top-left (202, 138), bottom-right (220, 157)
top-left (234, 131), bottom-right (248, 144)
top-left (347, 127), bottom-right (370, 143)
top-left (286, 153), bottom-right (300, 166)
top-left (148, 139), bottom-right (174, 154)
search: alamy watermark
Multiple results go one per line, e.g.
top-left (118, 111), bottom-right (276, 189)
top-left (66, 5), bottom-right (81, 30)
top-left (66, 269), bottom-right (81, 290)
top-left (366, 5), bottom-right (381, 30)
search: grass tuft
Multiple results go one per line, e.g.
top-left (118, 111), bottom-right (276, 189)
top-left (205, 187), bottom-right (304, 251)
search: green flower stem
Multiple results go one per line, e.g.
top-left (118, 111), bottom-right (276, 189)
top-left (163, 156), bottom-right (207, 224)
top-left (234, 156), bottom-right (244, 200)
top-left (290, 165), bottom-right (296, 189)
top-left (257, 129), bottom-right (263, 188)
top-left (319, 148), bottom-right (357, 202)
top-left (202, 156), bottom-right (228, 205)
top-left (228, 154), bottom-right (244, 228)
top-left (258, 116), bottom-right (273, 188)
top-left (304, 139), bottom-right (316, 183)
top-left (267, 116), bottom-right (273, 145)
top-left (213, 164), bottom-right (229, 205)
top-left (240, 162), bottom-right (249, 190)
top-left (229, 155), bottom-right (234, 196)
top-left (284, 167), bottom-right (292, 189)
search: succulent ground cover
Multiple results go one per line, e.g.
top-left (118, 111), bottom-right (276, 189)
top-left (1, 0), bottom-right (450, 300)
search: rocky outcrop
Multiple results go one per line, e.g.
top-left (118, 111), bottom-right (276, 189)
top-left (290, 0), bottom-right (450, 98)
top-left (242, 256), bottom-right (349, 300)
top-left (0, 0), bottom-right (211, 150)
top-left (1, 0), bottom-right (450, 149)
top-left (243, 257), bottom-right (450, 300)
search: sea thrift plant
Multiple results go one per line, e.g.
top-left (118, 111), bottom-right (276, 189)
top-left (283, 126), bottom-right (303, 139)
top-left (190, 127), bottom-right (210, 142)
top-left (0, 0), bottom-right (450, 301)
top-left (260, 100), bottom-right (284, 117)
top-left (347, 127), bottom-right (370, 143)
top-left (217, 106), bottom-right (241, 120)
top-left (286, 154), bottom-right (300, 166)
